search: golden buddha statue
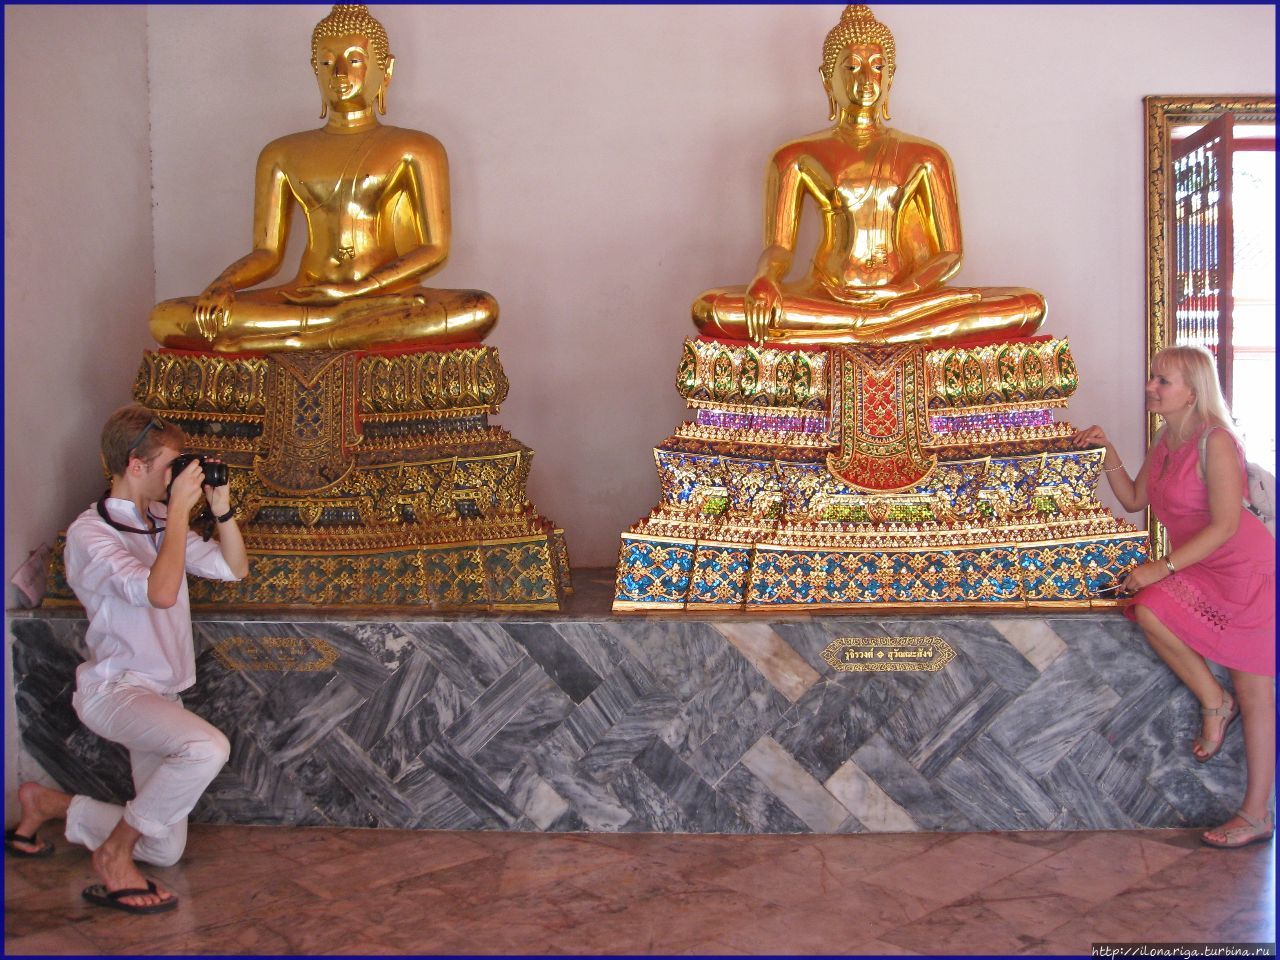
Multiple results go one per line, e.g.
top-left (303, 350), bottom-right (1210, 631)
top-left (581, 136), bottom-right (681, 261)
top-left (150, 4), bottom-right (497, 352)
top-left (693, 4), bottom-right (1045, 348)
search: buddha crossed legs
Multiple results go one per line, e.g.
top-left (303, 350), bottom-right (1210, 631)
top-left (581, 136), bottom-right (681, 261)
top-left (692, 4), bottom-right (1045, 348)
top-left (150, 4), bottom-right (496, 353)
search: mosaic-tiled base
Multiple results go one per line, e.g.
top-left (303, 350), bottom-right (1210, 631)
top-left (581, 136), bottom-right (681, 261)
top-left (9, 599), bottom-right (1245, 834)
top-left (616, 336), bottom-right (1147, 610)
top-left (616, 535), bottom-right (1147, 610)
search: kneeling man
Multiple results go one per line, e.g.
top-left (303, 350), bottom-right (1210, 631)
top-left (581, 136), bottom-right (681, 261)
top-left (6, 404), bottom-right (247, 913)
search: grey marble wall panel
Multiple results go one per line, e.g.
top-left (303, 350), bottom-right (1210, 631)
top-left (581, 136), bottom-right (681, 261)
top-left (987, 651), bottom-right (1120, 778)
top-left (8, 608), bottom-right (1250, 835)
top-left (1062, 732), bottom-right (1181, 825)
top-left (683, 685), bottom-right (791, 784)
top-left (610, 765), bottom-right (689, 833)
top-left (935, 738), bottom-right (1062, 830)
top-left (771, 674), bottom-right (900, 782)
top-left (714, 764), bottom-right (813, 834)
top-left (397, 766), bottom-right (486, 831)
top-left (1045, 616), bottom-right (1168, 697)
top-left (575, 693), bottom-right (683, 781)
top-left (500, 622), bottom-right (604, 703)
top-left (850, 734), bottom-right (973, 832)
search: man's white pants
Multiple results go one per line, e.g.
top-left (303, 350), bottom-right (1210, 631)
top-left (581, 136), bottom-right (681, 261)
top-left (65, 677), bottom-right (230, 867)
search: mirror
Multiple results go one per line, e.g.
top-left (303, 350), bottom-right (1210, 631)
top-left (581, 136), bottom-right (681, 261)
top-left (1144, 94), bottom-right (1276, 554)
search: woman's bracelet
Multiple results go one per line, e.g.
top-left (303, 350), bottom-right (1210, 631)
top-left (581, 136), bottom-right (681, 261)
top-left (1161, 554), bottom-right (1176, 575)
top-left (1103, 463), bottom-right (1125, 474)
top-left (214, 506), bottom-right (236, 524)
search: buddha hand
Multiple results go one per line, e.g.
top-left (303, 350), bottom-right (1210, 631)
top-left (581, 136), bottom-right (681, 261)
top-left (194, 281), bottom-right (236, 342)
top-left (744, 275), bottom-right (784, 346)
top-left (282, 279), bottom-right (379, 305)
top-left (846, 277), bottom-right (921, 304)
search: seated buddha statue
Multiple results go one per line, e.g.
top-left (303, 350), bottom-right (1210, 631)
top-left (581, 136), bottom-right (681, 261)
top-left (150, 4), bottom-right (497, 353)
top-left (693, 4), bottom-right (1045, 349)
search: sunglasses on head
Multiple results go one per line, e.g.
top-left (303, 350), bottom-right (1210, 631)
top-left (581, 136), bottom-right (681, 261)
top-left (125, 417), bottom-right (168, 458)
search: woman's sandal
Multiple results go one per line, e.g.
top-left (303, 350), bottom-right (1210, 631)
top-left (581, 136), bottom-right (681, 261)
top-left (1200, 810), bottom-right (1274, 849)
top-left (1193, 691), bottom-right (1239, 763)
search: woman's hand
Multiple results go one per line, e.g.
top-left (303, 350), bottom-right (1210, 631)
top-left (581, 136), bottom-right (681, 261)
top-left (1122, 559), bottom-right (1169, 593)
top-left (194, 281), bottom-right (236, 341)
top-left (1073, 424), bottom-right (1111, 449)
top-left (744, 276), bottom-right (783, 346)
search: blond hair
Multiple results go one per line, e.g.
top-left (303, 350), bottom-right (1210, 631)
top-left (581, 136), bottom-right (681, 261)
top-left (1152, 344), bottom-right (1239, 440)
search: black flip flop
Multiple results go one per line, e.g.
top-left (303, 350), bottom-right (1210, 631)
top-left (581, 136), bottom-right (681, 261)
top-left (81, 880), bottom-right (179, 914)
top-left (4, 827), bottom-right (54, 858)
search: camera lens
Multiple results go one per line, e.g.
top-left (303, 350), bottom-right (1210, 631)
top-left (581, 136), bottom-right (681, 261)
top-left (167, 454), bottom-right (229, 490)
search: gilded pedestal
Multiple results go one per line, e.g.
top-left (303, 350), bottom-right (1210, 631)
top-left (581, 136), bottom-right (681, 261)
top-left (616, 336), bottom-right (1147, 610)
top-left (47, 345), bottom-right (570, 610)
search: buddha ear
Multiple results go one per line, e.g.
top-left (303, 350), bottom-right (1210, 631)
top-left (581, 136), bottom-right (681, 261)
top-left (377, 56), bottom-right (395, 116)
top-left (880, 71), bottom-right (893, 122)
top-left (314, 62), bottom-right (328, 119)
top-left (821, 66), bottom-right (838, 122)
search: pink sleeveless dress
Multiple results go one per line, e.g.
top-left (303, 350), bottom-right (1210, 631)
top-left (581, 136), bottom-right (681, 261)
top-left (1126, 424), bottom-right (1276, 677)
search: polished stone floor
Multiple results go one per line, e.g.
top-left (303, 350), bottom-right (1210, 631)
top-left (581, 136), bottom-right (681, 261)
top-left (4, 823), bottom-right (1274, 955)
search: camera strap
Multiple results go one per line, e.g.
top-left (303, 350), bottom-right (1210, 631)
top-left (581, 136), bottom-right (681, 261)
top-left (96, 492), bottom-right (164, 536)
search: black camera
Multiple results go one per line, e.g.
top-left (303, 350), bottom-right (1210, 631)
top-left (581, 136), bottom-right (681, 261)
top-left (169, 454), bottom-right (229, 489)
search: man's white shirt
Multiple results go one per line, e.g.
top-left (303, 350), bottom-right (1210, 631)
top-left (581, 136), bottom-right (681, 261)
top-left (65, 498), bottom-right (237, 695)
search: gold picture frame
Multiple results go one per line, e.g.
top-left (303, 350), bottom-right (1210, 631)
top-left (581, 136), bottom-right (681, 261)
top-left (1142, 94), bottom-right (1275, 554)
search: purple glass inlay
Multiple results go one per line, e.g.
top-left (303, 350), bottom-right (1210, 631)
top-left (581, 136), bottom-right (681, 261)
top-left (929, 409), bottom-right (1054, 434)
top-left (695, 409), bottom-right (828, 434)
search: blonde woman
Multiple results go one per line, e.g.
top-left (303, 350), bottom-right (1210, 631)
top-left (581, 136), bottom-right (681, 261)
top-left (1075, 344), bottom-right (1274, 848)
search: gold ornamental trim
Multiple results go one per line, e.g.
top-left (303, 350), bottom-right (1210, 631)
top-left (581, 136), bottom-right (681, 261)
top-left (134, 351), bottom-right (270, 414)
top-left (676, 337), bottom-right (1080, 416)
top-left (821, 636), bottom-right (956, 673)
top-left (357, 345), bottom-right (509, 415)
top-left (923, 338), bottom-right (1078, 410)
top-left (677, 337), bottom-right (829, 410)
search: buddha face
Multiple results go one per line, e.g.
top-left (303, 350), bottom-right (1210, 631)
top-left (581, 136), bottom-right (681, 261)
top-left (314, 33), bottom-right (388, 114)
top-left (827, 42), bottom-right (891, 116)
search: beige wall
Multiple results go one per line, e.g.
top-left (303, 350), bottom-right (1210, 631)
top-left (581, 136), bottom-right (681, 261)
top-left (4, 5), bottom-right (157, 591)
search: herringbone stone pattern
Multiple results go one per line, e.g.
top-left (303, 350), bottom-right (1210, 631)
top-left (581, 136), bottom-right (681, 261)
top-left (8, 572), bottom-right (1247, 834)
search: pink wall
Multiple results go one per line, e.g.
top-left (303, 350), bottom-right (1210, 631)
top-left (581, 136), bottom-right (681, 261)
top-left (4, 6), bottom-right (156, 594)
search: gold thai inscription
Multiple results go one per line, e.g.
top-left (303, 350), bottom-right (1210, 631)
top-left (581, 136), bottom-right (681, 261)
top-left (212, 636), bottom-right (339, 672)
top-left (821, 636), bottom-right (955, 673)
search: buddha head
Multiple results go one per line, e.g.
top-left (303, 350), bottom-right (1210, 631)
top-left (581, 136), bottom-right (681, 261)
top-left (820, 4), bottom-right (896, 122)
top-left (311, 4), bottom-right (395, 118)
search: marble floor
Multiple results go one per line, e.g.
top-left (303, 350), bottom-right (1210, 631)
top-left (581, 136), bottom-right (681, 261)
top-left (3, 823), bottom-right (1274, 955)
